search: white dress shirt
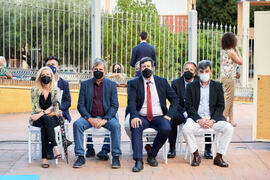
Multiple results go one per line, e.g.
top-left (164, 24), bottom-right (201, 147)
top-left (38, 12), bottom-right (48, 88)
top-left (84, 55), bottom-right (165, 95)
top-left (139, 76), bottom-right (163, 117)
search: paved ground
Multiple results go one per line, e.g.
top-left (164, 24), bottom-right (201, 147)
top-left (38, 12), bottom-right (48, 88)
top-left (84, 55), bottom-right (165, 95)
top-left (0, 102), bottom-right (270, 180)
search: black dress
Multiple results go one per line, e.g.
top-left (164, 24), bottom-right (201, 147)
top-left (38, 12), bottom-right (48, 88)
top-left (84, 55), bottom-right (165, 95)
top-left (32, 93), bottom-right (59, 159)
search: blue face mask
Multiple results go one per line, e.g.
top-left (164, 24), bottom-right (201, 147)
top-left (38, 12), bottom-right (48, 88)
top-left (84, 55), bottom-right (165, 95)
top-left (135, 70), bottom-right (142, 77)
top-left (48, 65), bottom-right (57, 74)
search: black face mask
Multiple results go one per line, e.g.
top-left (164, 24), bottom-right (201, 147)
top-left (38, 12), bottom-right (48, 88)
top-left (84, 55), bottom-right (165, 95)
top-left (142, 68), bottom-right (153, 78)
top-left (94, 70), bottom-right (104, 79)
top-left (183, 71), bottom-right (193, 80)
top-left (48, 65), bottom-right (57, 74)
top-left (41, 76), bottom-right (51, 84)
top-left (116, 68), bottom-right (121, 73)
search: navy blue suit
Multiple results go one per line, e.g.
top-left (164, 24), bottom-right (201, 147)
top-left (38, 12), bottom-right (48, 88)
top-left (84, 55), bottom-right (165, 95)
top-left (130, 42), bottom-right (157, 67)
top-left (77, 78), bottom-right (119, 120)
top-left (127, 75), bottom-right (178, 160)
top-left (57, 77), bottom-right (71, 122)
top-left (74, 78), bottom-right (122, 156)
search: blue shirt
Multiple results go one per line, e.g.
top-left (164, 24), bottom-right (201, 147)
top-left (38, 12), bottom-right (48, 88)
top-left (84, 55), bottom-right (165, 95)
top-left (197, 81), bottom-right (211, 119)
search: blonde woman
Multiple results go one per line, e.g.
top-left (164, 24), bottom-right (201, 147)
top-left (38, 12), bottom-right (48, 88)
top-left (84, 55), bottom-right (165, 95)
top-left (30, 66), bottom-right (62, 168)
top-left (220, 32), bottom-right (243, 127)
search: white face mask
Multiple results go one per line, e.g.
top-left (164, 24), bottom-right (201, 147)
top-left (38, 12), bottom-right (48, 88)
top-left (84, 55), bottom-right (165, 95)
top-left (199, 73), bottom-right (210, 82)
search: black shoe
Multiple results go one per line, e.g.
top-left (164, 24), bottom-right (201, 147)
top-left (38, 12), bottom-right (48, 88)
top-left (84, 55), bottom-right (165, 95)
top-left (204, 148), bottom-right (213, 159)
top-left (85, 147), bottom-right (95, 158)
top-left (167, 148), bottom-right (176, 158)
top-left (73, 156), bottom-right (85, 168)
top-left (97, 149), bottom-right (109, 161)
top-left (132, 160), bottom-right (144, 172)
top-left (147, 156), bottom-right (158, 167)
top-left (111, 156), bottom-right (121, 169)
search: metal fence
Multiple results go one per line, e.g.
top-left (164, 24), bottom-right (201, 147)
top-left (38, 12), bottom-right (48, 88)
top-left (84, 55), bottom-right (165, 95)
top-left (0, 0), bottom-right (255, 85)
top-left (0, 0), bottom-right (92, 75)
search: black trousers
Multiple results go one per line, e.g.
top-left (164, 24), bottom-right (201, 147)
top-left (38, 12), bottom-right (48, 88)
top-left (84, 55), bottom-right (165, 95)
top-left (168, 112), bottom-right (186, 149)
top-left (168, 112), bottom-right (212, 150)
top-left (33, 115), bottom-right (59, 159)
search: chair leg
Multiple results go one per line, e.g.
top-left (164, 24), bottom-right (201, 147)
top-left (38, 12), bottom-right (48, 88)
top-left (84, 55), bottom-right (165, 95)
top-left (184, 143), bottom-right (189, 160)
top-left (179, 133), bottom-right (183, 155)
top-left (28, 132), bottom-right (32, 163)
top-left (164, 140), bottom-right (168, 164)
top-left (34, 133), bottom-right (39, 160)
top-left (110, 135), bottom-right (113, 165)
top-left (64, 122), bottom-right (70, 140)
top-left (83, 133), bottom-right (87, 155)
top-left (129, 142), bottom-right (133, 153)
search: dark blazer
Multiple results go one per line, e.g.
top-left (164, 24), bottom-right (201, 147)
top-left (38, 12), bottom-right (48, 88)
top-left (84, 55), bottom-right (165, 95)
top-left (77, 78), bottom-right (119, 120)
top-left (127, 75), bottom-right (179, 120)
top-left (130, 42), bottom-right (157, 67)
top-left (171, 75), bottom-right (199, 114)
top-left (58, 77), bottom-right (71, 122)
top-left (184, 80), bottom-right (226, 122)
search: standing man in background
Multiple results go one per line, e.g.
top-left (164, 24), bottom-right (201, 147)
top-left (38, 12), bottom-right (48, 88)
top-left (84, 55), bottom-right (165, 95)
top-left (130, 32), bottom-right (157, 68)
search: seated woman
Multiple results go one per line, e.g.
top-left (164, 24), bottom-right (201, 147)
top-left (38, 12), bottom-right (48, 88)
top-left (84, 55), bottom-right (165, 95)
top-left (0, 56), bottom-right (12, 79)
top-left (30, 66), bottom-right (62, 168)
top-left (107, 63), bottom-right (126, 85)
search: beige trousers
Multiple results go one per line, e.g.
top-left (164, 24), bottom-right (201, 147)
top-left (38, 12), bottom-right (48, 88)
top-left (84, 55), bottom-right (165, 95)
top-left (182, 118), bottom-right (234, 155)
top-left (221, 78), bottom-right (235, 123)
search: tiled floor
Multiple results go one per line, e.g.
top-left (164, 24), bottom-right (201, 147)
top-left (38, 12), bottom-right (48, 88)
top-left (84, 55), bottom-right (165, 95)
top-left (0, 102), bottom-right (269, 180)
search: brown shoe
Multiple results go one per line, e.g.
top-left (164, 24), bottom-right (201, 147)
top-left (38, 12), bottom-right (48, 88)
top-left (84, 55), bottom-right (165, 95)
top-left (191, 150), bottom-right (201, 166)
top-left (144, 144), bottom-right (152, 156)
top-left (214, 154), bottom-right (229, 167)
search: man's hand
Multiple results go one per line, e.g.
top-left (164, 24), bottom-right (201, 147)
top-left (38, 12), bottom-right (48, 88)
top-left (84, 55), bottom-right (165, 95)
top-left (131, 118), bottom-right (142, 128)
top-left (96, 119), bottom-right (107, 128)
top-left (205, 119), bottom-right (215, 128)
top-left (164, 115), bottom-right (171, 121)
top-left (88, 118), bottom-right (99, 128)
top-left (198, 119), bottom-right (207, 127)
top-left (199, 119), bottom-right (215, 129)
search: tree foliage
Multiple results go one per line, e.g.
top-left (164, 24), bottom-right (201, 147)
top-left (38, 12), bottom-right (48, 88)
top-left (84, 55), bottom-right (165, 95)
top-left (197, 0), bottom-right (270, 27)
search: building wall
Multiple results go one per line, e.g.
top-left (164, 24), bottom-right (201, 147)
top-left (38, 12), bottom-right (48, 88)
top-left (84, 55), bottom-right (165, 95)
top-left (105, 0), bottom-right (190, 15)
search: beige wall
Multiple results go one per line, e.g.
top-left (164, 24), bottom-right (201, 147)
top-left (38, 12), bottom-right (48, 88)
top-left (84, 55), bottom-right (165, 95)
top-left (0, 86), bottom-right (127, 114)
top-left (253, 11), bottom-right (270, 141)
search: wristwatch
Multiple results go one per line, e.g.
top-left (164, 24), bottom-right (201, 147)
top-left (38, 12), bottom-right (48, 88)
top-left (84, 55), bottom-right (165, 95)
top-left (42, 110), bottom-right (46, 115)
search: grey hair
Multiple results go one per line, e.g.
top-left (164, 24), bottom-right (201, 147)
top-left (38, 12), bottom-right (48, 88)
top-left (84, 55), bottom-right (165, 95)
top-left (92, 58), bottom-right (107, 70)
top-left (197, 60), bottom-right (212, 72)
top-left (184, 61), bottom-right (197, 69)
top-left (0, 56), bottom-right (6, 63)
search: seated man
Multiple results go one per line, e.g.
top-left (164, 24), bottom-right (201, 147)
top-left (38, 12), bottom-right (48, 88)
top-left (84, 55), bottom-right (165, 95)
top-left (73, 58), bottom-right (121, 169)
top-left (183, 60), bottom-right (234, 167)
top-left (0, 56), bottom-right (12, 79)
top-left (168, 62), bottom-right (212, 159)
top-left (127, 57), bottom-right (178, 172)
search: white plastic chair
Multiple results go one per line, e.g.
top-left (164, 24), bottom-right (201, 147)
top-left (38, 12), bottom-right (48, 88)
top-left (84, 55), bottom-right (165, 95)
top-left (83, 127), bottom-right (113, 164)
top-left (176, 123), bottom-right (185, 155)
top-left (184, 128), bottom-right (218, 164)
top-left (142, 128), bottom-right (168, 164)
top-left (28, 125), bottom-right (65, 164)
